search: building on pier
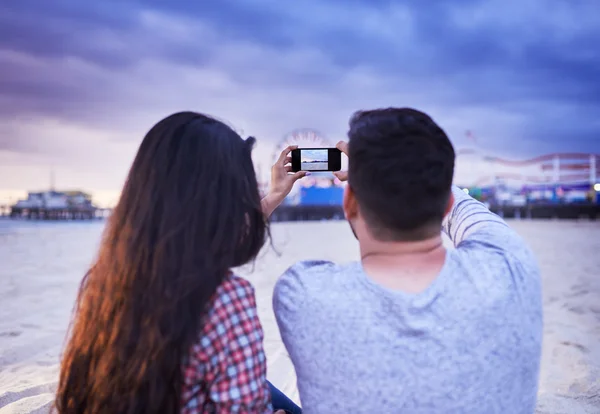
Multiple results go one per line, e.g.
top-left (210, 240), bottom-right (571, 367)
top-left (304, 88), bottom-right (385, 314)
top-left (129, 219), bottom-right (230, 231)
top-left (10, 190), bottom-right (98, 220)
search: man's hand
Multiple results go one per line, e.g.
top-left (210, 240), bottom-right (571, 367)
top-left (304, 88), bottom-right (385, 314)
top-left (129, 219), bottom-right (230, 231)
top-left (262, 145), bottom-right (307, 217)
top-left (332, 140), bottom-right (348, 182)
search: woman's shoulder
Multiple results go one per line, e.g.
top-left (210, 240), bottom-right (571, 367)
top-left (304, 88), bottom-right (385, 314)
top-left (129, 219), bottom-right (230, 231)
top-left (214, 273), bottom-right (256, 306)
top-left (191, 274), bottom-right (261, 358)
top-left (183, 274), bottom-right (267, 407)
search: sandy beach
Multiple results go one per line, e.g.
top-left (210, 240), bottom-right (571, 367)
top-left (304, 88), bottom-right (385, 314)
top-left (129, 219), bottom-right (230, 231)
top-left (0, 219), bottom-right (599, 413)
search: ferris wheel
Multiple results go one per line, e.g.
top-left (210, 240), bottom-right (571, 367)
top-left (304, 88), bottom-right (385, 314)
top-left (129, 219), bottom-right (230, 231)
top-left (271, 128), bottom-right (332, 163)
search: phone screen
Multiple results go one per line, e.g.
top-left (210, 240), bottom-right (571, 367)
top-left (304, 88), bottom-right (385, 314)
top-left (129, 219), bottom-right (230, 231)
top-left (291, 148), bottom-right (341, 172)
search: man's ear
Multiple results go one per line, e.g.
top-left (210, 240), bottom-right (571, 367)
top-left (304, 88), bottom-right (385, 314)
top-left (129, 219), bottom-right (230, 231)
top-left (444, 191), bottom-right (455, 216)
top-left (343, 185), bottom-right (358, 220)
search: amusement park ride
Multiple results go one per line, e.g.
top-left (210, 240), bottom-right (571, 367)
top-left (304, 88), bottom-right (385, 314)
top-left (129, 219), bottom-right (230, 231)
top-left (454, 133), bottom-right (599, 205)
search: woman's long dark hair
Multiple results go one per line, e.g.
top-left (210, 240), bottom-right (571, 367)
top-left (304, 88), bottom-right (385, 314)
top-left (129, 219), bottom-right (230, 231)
top-left (55, 112), bottom-right (267, 414)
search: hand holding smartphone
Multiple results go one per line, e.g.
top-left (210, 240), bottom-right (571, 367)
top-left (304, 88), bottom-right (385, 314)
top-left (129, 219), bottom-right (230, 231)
top-left (290, 148), bottom-right (342, 172)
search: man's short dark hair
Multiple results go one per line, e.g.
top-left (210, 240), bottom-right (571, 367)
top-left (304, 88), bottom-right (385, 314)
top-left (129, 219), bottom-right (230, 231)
top-left (348, 107), bottom-right (455, 241)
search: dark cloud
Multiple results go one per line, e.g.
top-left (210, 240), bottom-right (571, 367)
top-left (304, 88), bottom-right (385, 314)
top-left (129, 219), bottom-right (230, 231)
top-left (0, 0), bottom-right (599, 157)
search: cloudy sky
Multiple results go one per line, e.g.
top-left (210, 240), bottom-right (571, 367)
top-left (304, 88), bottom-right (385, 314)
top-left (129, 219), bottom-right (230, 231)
top-left (1, 0), bottom-right (599, 206)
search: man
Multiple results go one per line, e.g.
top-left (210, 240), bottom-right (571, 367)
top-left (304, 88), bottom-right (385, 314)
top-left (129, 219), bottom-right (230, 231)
top-left (273, 108), bottom-right (543, 413)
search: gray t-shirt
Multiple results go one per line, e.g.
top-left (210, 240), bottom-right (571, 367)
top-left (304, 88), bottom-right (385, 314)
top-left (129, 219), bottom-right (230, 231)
top-left (273, 186), bottom-right (543, 414)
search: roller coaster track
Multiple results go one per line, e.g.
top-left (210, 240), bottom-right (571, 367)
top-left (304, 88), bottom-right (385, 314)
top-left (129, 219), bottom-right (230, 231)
top-left (457, 149), bottom-right (599, 166)
top-left (457, 149), bottom-right (599, 187)
top-left (482, 153), bottom-right (599, 167)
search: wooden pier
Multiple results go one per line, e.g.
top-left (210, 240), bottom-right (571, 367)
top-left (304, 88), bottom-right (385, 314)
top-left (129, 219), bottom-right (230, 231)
top-left (270, 205), bottom-right (344, 222)
top-left (270, 203), bottom-right (600, 222)
top-left (9, 206), bottom-right (99, 220)
top-left (489, 203), bottom-right (600, 220)
top-left (4, 202), bottom-right (598, 223)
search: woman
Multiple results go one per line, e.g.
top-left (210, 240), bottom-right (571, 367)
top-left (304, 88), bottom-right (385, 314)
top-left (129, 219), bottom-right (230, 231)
top-left (55, 112), bottom-right (305, 413)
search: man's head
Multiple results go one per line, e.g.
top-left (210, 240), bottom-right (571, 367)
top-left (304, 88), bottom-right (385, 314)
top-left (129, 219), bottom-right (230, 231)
top-left (343, 108), bottom-right (455, 242)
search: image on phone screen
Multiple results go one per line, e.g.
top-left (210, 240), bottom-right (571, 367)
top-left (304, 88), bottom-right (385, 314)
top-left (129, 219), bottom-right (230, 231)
top-left (301, 149), bottom-right (329, 171)
top-left (290, 148), bottom-right (341, 172)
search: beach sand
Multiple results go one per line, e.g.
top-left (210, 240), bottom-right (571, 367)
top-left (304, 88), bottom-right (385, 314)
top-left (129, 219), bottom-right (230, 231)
top-left (0, 219), bottom-right (599, 413)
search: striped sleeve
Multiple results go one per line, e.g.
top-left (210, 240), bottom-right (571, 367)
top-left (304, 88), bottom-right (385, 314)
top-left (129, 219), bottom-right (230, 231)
top-left (442, 186), bottom-right (524, 252)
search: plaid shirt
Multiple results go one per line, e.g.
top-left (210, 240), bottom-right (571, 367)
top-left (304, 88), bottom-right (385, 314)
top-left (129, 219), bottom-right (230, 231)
top-left (181, 274), bottom-right (272, 413)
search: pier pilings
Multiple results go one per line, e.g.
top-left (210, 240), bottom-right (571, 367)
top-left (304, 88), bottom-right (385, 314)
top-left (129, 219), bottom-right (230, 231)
top-left (9, 207), bottom-right (98, 220)
top-left (270, 204), bottom-right (600, 222)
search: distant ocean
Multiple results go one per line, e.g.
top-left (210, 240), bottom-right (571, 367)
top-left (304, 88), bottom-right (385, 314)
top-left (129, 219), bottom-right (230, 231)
top-left (0, 219), bottom-right (599, 413)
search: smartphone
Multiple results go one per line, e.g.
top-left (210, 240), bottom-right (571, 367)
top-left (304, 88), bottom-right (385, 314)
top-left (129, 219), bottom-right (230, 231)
top-left (291, 148), bottom-right (342, 172)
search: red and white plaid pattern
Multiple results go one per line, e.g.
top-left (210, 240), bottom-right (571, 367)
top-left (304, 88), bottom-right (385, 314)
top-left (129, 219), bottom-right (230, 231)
top-left (181, 274), bottom-right (272, 413)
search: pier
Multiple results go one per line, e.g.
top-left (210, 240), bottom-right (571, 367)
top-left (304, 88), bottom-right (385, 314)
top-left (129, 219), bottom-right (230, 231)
top-left (6, 190), bottom-right (106, 221)
top-left (489, 203), bottom-right (600, 220)
top-left (7, 206), bottom-right (112, 220)
top-left (9, 206), bottom-right (97, 220)
top-left (271, 205), bottom-right (344, 222)
top-left (270, 203), bottom-right (600, 222)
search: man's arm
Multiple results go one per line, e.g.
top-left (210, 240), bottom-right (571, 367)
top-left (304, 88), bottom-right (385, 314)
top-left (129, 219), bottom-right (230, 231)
top-left (273, 263), bottom-right (312, 340)
top-left (273, 261), bottom-right (333, 380)
top-left (442, 186), bottom-right (524, 252)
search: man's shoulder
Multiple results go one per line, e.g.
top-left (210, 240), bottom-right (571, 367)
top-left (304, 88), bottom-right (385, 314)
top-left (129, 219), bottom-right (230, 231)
top-left (450, 238), bottom-right (541, 294)
top-left (273, 260), bottom-right (357, 317)
top-left (277, 259), bottom-right (355, 290)
top-left (283, 259), bottom-right (342, 277)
